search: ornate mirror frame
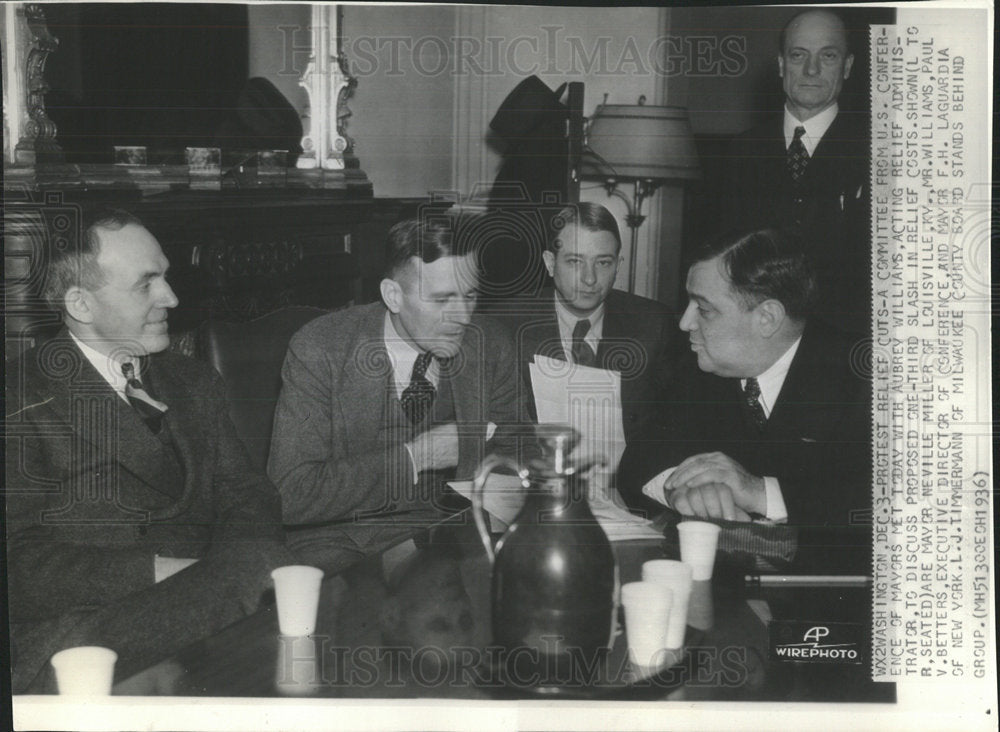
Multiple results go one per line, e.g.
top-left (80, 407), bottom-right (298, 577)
top-left (2, 2), bottom-right (358, 175)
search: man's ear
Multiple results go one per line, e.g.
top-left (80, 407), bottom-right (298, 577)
top-left (843, 53), bottom-right (855, 80)
top-left (777, 54), bottom-right (785, 79)
top-left (380, 278), bottom-right (403, 314)
top-left (63, 286), bottom-right (94, 325)
top-left (755, 298), bottom-right (787, 338)
top-left (542, 250), bottom-right (555, 278)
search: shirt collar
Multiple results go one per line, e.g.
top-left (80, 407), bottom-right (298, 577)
top-left (70, 331), bottom-right (135, 398)
top-left (383, 311), bottom-right (439, 397)
top-left (783, 103), bottom-right (838, 156)
top-left (741, 336), bottom-right (802, 417)
top-left (552, 292), bottom-right (605, 358)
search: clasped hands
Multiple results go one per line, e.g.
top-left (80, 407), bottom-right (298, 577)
top-left (662, 452), bottom-right (765, 522)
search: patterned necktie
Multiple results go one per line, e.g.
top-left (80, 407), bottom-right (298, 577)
top-left (121, 361), bottom-right (168, 431)
top-left (787, 125), bottom-right (809, 183)
top-left (571, 319), bottom-right (596, 367)
top-left (400, 351), bottom-right (436, 426)
top-left (742, 377), bottom-right (768, 432)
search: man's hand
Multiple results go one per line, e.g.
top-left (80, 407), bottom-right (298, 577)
top-left (663, 452), bottom-right (765, 520)
top-left (406, 422), bottom-right (459, 474)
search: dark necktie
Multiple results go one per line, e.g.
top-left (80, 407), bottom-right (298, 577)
top-left (571, 319), bottom-right (596, 367)
top-left (787, 125), bottom-right (809, 183)
top-left (121, 361), bottom-right (168, 432)
top-left (400, 351), bottom-right (436, 426)
top-left (742, 377), bottom-right (768, 432)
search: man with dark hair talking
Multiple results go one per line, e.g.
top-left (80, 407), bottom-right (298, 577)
top-left (268, 215), bottom-right (525, 574)
top-left (5, 209), bottom-right (293, 692)
top-left (620, 228), bottom-right (871, 571)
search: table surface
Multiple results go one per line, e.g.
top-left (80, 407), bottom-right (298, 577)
top-left (113, 515), bottom-right (895, 703)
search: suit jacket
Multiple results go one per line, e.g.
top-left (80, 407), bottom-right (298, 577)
top-left (619, 322), bottom-right (872, 572)
top-left (486, 288), bottom-right (675, 445)
top-left (5, 332), bottom-right (292, 692)
top-left (267, 302), bottom-right (527, 568)
top-left (723, 111), bottom-right (871, 335)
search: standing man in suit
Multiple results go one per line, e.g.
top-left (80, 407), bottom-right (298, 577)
top-left (620, 228), bottom-right (871, 571)
top-left (723, 9), bottom-right (870, 335)
top-left (268, 217), bottom-right (525, 575)
top-left (487, 202), bottom-right (674, 448)
top-left (5, 209), bottom-right (293, 693)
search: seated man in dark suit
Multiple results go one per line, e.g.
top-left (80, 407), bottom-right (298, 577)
top-left (486, 202), bottom-right (674, 449)
top-left (723, 9), bottom-right (869, 335)
top-left (620, 228), bottom-right (871, 572)
top-left (5, 209), bottom-right (294, 693)
top-left (268, 216), bottom-right (526, 575)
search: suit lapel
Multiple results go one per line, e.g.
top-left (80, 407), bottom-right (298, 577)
top-left (343, 307), bottom-right (397, 454)
top-left (145, 356), bottom-right (201, 504)
top-left (764, 330), bottom-right (832, 438)
top-left (41, 337), bottom-right (186, 501)
top-left (528, 294), bottom-right (564, 362)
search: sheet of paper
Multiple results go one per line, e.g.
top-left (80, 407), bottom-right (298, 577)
top-left (528, 354), bottom-right (627, 473)
top-left (449, 475), bottom-right (662, 543)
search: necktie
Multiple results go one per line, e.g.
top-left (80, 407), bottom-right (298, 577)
top-left (787, 125), bottom-right (809, 183)
top-left (742, 377), bottom-right (768, 432)
top-left (121, 361), bottom-right (168, 432)
top-left (400, 351), bottom-right (436, 426)
top-left (571, 319), bottom-right (596, 367)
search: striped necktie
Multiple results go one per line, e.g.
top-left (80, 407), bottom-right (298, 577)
top-left (121, 361), bottom-right (168, 431)
top-left (787, 125), bottom-right (809, 183)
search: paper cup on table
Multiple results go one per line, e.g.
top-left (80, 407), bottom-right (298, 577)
top-left (677, 521), bottom-right (721, 580)
top-left (271, 565), bottom-right (325, 636)
top-left (620, 581), bottom-right (673, 669)
top-left (50, 646), bottom-right (117, 695)
top-left (641, 559), bottom-right (693, 649)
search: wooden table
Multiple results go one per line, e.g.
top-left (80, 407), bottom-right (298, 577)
top-left (112, 518), bottom-right (894, 703)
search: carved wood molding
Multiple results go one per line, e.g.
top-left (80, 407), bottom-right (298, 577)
top-left (6, 3), bottom-right (62, 164)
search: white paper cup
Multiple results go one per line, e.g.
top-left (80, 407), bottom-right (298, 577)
top-left (641, 559), bottom-right (694, 649)
top-left (50, 646), bottom-right (117, 695)
top-left (620, 581), bottom-right (673, 669)
top-left (677, 521), bottom-right (721, 580)
top-left (271, 565), bottom-right (325, 636)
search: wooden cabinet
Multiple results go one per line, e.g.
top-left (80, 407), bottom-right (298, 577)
top-left (4, 187), bottom-right (373, 358)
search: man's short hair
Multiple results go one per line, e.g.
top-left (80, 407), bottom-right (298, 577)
top-left (778, 9), bottom-right (851, 55)
top-left (384, 216), bottom-right (471, 279)
top-left (43, 207), bottom-right (144, 310)
top-left (548, 202), bottom-right (622, 253)
top-left (691, 228), bottom-right (816, 320)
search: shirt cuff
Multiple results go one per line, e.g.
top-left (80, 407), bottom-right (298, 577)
top-left (763, 476), bottom-right (788, 522)
top-left (403, 443), bottom-right (419, 484)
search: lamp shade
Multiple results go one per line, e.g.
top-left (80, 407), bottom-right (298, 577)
top-left (582, 104), bottom-right (700, 181)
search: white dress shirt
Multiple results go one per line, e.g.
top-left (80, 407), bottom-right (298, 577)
top-left (553, 294), bottom-right (604, 364)
top-left (70, 332), bottom-right (134, 402)
top-left (383, 312), bottom-right (440, 399)
top-left (384, 312), bottom-right (440, 483)
top-left (642, 337), bottom-right (803, 522)
top-left (783, 103), bottom-right (838, 157)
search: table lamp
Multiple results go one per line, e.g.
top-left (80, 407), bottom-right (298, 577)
top-left (581, 98), bottom-right (701, 293)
